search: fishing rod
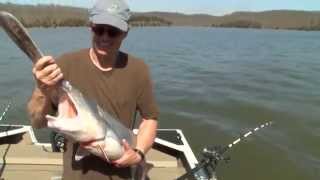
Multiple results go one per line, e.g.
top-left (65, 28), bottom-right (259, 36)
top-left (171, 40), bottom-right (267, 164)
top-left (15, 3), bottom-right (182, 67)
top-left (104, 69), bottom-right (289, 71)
top-left (0, 101), bottom-right (12, 121)
top-left (177, 121), bottom-right (273, 180)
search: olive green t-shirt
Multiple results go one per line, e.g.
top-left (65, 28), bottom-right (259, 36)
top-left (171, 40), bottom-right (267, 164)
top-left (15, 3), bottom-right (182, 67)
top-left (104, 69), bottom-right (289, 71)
top-left (56, 48), bottom-right (159, 180)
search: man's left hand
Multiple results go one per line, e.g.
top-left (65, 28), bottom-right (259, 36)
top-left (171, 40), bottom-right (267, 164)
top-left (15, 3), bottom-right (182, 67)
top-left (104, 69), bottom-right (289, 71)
top-left (112, 139), bottom-right (142, 167)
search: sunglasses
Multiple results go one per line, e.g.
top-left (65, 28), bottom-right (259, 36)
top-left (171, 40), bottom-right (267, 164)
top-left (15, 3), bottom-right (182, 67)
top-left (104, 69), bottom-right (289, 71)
top-left (91, 25), bottom-right (123, 38)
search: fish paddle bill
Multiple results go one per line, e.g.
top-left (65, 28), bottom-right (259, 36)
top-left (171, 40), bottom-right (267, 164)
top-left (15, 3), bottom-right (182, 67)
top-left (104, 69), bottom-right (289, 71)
top-left (0, 11), bottom-right (43, 63)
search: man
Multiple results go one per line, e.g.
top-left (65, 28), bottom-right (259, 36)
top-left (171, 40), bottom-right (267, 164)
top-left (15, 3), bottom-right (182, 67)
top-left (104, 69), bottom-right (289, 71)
top-left (27, 0), bottom-right (158, 179)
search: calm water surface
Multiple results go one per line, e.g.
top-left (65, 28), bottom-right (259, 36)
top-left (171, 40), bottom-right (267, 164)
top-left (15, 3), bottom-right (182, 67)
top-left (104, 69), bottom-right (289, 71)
top-left (0, 27), bottom-right (319, 180)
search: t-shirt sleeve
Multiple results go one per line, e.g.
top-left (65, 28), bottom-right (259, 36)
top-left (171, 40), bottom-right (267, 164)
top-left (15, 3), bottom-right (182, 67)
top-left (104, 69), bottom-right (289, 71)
top-left (137, 63), bottom-right (159, 120)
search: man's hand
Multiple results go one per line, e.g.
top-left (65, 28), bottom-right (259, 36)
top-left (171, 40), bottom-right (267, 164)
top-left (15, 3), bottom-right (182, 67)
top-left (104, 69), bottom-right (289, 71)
top-left (27, 56), bottom-right (63, 128)
top-left (32, 56), bottom-right (63, 97)
top-left (112, 139), bottom-right (142, 167)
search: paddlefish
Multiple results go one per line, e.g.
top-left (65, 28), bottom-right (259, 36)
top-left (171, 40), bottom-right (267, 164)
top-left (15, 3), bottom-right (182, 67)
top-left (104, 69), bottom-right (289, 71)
top-left (0, 11), bottom-right (134, 161)
top-left (47, 81), bottom-right (134, 161)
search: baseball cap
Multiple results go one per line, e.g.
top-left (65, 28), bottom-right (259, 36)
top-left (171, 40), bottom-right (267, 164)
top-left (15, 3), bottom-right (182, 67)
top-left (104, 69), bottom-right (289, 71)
top-left (89, 0), bottom-right (131, 32)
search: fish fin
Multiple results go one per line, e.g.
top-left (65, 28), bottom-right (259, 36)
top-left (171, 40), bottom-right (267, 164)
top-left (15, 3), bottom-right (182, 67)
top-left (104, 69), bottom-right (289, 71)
top-left (46, 115), bottom-right (58, 128)
top-left (46, 114), bottom-right (57, 121)
top-left (46, 114), bottom-right (83, 133)
top-left (75, 147), bottom-right (90, 161)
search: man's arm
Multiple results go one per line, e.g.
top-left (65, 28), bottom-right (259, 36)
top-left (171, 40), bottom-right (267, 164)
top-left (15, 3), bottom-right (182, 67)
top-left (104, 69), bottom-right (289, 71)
top-left (135, 118), bottom-right (158, 154)
top-left (27, 87), bottom-right (54, 129)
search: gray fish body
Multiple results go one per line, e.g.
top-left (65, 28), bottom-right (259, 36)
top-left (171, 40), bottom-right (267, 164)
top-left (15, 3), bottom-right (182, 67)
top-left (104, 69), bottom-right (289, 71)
top-left (63, 81), bottom-right (132, 144)
top-left (0, 11), bottom-right (133, 161)
top-left (47, 81), bottom-right (134, 161)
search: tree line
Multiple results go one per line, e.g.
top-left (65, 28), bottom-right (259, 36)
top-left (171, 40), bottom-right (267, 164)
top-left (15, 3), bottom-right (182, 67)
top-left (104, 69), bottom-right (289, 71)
top-left (211, 19), bottom-right (320, 31)
top-left (0, 3), bottom-right (172, 28)
top-left (0, 3), bottom-right (88, 27)
top-left (129, 16), bottom-right (172, 26)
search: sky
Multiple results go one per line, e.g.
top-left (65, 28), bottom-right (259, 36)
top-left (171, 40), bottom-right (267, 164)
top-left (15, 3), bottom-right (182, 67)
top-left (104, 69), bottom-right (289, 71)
top-left (1, 0), bottom-right (320, 16)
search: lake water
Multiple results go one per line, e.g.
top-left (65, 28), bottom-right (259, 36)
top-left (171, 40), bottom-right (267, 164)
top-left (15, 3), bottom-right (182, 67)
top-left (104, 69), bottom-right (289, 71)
top-left (0, 27), bottom-right (319, 180)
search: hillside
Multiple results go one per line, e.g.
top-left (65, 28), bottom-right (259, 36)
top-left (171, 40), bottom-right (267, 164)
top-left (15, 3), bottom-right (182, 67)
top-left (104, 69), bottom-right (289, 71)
top-left (140, 10), bottom-right (320, 30)
top-left (0, 3), bottom-right (88, 27)
top-left (1, 3), bottom-right (320, 30)
top-left (216, 10), bottom-right (320, 30)
top-left (135, 12), bottom-right (218, 26)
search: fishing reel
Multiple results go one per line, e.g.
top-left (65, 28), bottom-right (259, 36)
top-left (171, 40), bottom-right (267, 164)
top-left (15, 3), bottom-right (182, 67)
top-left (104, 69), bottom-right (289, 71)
top-left (201, 145), bottom-right (231, 168)
top-left (177, 145), bottom-right (230, 180)
top-left (195, 145), bottom-right (230, 179)
top-left (50, 131), bottom-right (65, 152)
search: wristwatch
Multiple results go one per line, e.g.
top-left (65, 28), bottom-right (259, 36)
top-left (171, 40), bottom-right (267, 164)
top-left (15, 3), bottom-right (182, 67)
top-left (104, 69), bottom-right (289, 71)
top-left (133, 148), bottom-right (145, 161)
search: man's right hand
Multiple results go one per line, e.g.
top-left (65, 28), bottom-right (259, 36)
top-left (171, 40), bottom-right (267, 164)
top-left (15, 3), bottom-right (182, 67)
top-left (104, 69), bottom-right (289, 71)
top-left (32, 56), bottom-right (63, 97)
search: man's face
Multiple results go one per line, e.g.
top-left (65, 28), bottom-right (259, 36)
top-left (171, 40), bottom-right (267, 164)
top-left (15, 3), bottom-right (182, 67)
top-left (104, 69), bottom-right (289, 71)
top-left (90, 24), bottom-right (127, 56)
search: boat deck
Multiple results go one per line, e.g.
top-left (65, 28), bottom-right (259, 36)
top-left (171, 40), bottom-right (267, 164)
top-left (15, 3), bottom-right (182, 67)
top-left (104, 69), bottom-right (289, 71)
top-left (0, 127), bottom-right (190, 180)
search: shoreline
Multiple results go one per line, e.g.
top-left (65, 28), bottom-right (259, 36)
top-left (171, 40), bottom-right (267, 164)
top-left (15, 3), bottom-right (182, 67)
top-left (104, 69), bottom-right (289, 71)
top-left (23, 25), bottom-right (320, 32)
